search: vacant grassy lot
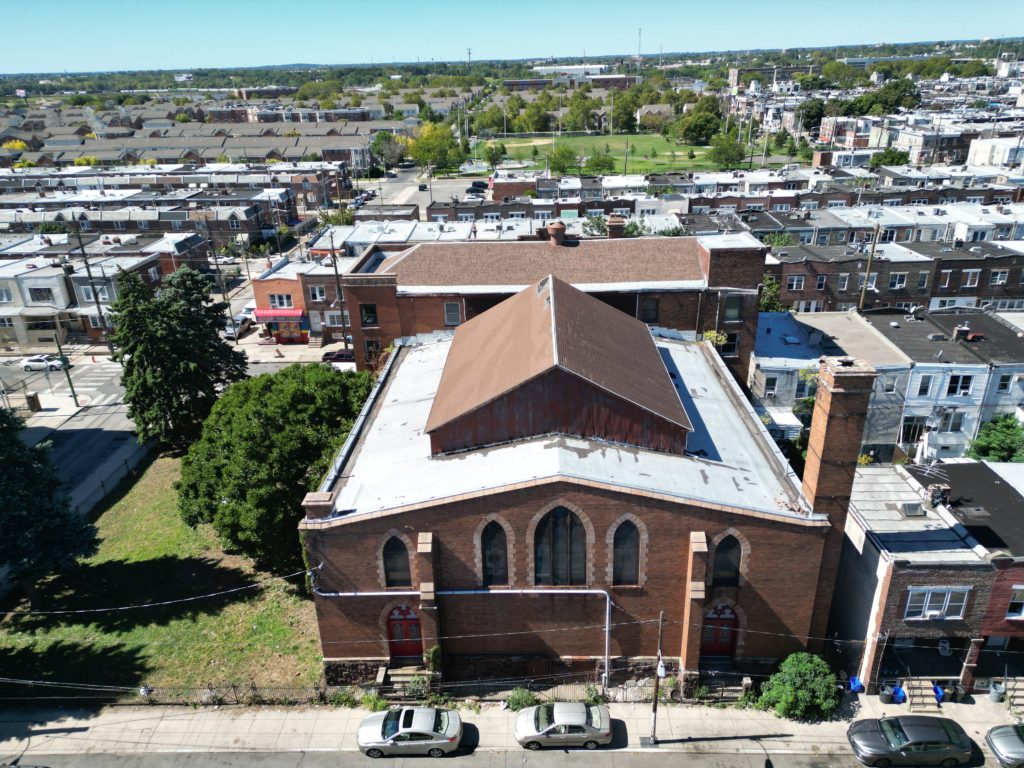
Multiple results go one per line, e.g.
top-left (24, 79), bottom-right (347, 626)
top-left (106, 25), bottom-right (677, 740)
top-left (483, 134), bottom-right (720, 173)
top-left (0, 456), bottom-right (321, 693)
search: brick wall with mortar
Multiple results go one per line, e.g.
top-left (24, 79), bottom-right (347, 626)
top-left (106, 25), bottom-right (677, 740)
top-left (878, 563), bottom-right (994, 640)
top-left (304, 481), bottom-right (830, 674)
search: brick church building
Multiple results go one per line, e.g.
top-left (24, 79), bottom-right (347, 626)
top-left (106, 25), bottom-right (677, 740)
top-left (301, 275), bottom-right (875, 682)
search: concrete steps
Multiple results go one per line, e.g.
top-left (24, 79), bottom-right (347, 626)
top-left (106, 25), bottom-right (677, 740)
top-left (382, 665), bottom-right (431, 702)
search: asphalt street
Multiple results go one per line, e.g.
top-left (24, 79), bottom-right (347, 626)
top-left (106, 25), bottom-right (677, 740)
top-left (8, 751), bottom-right (857, 768)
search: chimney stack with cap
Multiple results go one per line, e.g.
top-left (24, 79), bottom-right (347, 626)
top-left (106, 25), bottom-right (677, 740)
top-left (546, 220), bottom-right (566, 246)
top-left (607, 214), bottom-right (626, 239)
top-left (801, 356), bottom-right (876, 648)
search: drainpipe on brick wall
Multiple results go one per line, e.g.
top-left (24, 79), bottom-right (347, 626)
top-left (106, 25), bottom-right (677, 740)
top-left (311, 584), bottom-right (613, 689)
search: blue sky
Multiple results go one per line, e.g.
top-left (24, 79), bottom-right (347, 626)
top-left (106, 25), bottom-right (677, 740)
top-left (2, 0), bottom-right (1023, 74)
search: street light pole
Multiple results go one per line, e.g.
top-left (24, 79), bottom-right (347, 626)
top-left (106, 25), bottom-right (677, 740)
top-left (649, 610), bottom-right (665, 746)
top-left (70, 223), bottom-right (114, 355)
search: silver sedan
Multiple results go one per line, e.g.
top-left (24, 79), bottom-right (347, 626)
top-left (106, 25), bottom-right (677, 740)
top-left (987, 725), bottom-right (1024, 768)
top-left (514, 701), bottom-right (612, 750)
top-left (357, 706), bottom-right (463, 758)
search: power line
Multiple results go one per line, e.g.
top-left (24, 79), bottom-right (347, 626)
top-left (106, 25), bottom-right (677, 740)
top-left (2, 567), bottom-right (313, 617)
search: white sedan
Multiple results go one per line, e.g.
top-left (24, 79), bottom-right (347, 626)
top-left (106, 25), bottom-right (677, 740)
top-left (21, 354), bottom-right (66, 371)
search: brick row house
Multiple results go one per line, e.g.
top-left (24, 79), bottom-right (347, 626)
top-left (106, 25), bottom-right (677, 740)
top-left (301, 275), bottom-right (876, 685)
top-left (334, 227), bottom-right (769, 374)
top-left (835, 461), bottom-right (1024, 701)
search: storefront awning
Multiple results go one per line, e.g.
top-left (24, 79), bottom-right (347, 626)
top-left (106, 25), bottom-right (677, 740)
top-left (255, 308), bottom-right (305, 321)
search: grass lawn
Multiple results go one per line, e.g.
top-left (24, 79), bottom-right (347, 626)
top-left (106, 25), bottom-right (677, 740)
top-left (0, 456), bottom-right (322, 694)
top-left (483, 133), bottom-right (721, 173)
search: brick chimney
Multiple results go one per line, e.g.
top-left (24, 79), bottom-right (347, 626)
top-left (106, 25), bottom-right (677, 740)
top-left (606, 214), bottom-right (625, 239)
top-left (546, 220), bottom-right (566, 246)
top-left (802, 356), bottom-right (876, 646)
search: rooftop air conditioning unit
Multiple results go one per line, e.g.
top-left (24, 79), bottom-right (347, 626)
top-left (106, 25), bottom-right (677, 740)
top-left (764, 389), bottom-right (776, 398)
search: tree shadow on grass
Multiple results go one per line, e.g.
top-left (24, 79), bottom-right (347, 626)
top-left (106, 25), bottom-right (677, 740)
top-left (0, 641), bottom-right (151, 758)
top-left (2, 555), bottom-right (257, 633)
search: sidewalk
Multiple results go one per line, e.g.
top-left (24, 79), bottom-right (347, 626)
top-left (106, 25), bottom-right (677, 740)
top-left (0, 691), bottom-right (1013, 758)
top-left (238, 333), bottom-right (352, 367)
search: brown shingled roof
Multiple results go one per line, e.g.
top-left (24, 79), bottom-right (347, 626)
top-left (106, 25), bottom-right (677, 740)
top-left (424, 275), bottom-right (691, 439)
top-left (377, 238), bottom-right (706, 287)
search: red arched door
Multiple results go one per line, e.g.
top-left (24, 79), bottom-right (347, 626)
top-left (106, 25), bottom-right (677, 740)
top-left (387, 606), bottom-right (423, 659)
top-left (701, 605), bottom-right (738, 658)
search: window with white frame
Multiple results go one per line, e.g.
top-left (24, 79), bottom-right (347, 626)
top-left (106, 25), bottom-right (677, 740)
top-left (940, 270), bottom-right (953, 288)
top-left (939, 411), bottom-right (965, 433)
top-left (171, 220), bottom-right (183, 231)
top-left (432, 215), bottom-right (448, 223)
top-left (88, 315), bottom-right (102, 329)
top-left (998, 374), bottom-right (1014, 393)
top-left (137, 219), bottom-right (149, 230)
top-left (905, 587), bottom-right (970, 620)
top-left (787, 275), bottom-right (804, 291)
top-left (325, 310), bottom-right (350, 327)
top-left (838, 273), bottom-right (849, 292)
top-left (443, 301), bottom-right (461, 326)
top-left (918, 271), bottom-right (929, 289)
top-left (509, 211), bottom-right (526, 219)
top-left (113, 220), bottom-right (126, 231)
top-left (0, 287), bottom-right (11, 303)
top-left (268, 293), bottom-right (293, 309)
top-left (889, 273), bottom-right (907, 289)
top-left (457, 213), bottom-right (474, 222)
top-left (1007, 588), bottom-right (1024, 619)
top-left (991, 270), bottom-right (1009, 286)
top-left (78, 219), bottom-right (91, 231)
top-left (483, 212), bottom-right (500, 222)
top-left (918, 374), bottom-right (933, 397)
top-left (147, 266), bottom-right (159, 282)
top-left (536, 211), bottom-right (552, 221)
top-left (947, 375), bottom-right (973, 396)
top-left (308, 285), bottom-right (326, 302)
top-left (0, 317), bottom-right (12, 328)
top-left (816, 274), bottom-right (827, 290)
top-left (837, 232), bottom-right (847, 242)
top-left (962, 269), bottom-right (980, 288)
top-left (883, 376), bottom-right (897, 394)
top-left (228, 218), bottom-right (241, 231)
top-left (82, 284), bottom-right (110, 303)
top-left (857, 273), bottom-right (877, 290)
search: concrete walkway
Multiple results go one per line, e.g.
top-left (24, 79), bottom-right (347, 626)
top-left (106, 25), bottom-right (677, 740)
top-left (0, 691), bottom-right (1014, 759)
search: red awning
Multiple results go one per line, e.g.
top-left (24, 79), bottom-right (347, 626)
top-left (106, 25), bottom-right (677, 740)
top-left (254, 308), bottom-right (305, 321)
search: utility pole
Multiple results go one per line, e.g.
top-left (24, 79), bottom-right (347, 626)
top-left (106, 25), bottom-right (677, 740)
top-left (858, 222), bottom-right (881, 311)
top-left (70, 223), bottom-right (114, 355)
top-left (328, 229), bottom-right (350, 350)
top-left (645, 611), bottom-right (666, 747)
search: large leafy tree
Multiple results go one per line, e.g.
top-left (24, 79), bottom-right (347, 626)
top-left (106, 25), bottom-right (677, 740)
top-left (177, 364), bottom-right (373, 570)
top-left (111, 268), bottom-right (247, 450)
top-left (708, 132), bottom-right (746, 170)
top-left (0, 409), bottom-right (96, 584)
top-left (408, 122), bottom-right (461, 170)
top-left (967, 415), bottom-right (1024, 462)
top-left (868, 147), bottom-right (911, 168)
top-left (370, 131), bottom-right (406, 168)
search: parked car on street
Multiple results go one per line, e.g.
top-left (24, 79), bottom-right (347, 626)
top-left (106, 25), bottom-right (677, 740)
top-left (470, 180), bottom-right (488, 190)
top-left (21, 354), bottom-right (67, 371)
top-left (418, 183), bottom-right (428, 191)
top-left (209, 255), bottom-right (239, 265)
top-left (357, 706), bottom-right (462, 758)
top-left (986, 725), bottom-right (1024, 768)
top-left (847, 716), bottom-right (972, 767)
top-left (222, 313), bottom-right (252, 340)
top-left (514, 702), bottom-right (612, 751)
top-left (321, 349), bottom-right (355, 364)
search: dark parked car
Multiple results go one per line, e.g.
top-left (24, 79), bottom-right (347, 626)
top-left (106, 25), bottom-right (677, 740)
top-left (847, 716), bottom-right (972, 767)
top-left (321, 349), bottom-right (355, 363)
top-left (987, 725), bottom-right (1024, 768)
top-left (418, 183), bottom-right (428, 191)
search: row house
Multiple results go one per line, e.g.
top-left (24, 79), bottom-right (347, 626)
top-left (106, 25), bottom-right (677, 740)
top-left (336, 227), bottom-right (768, 372)
top-left (835, 461), bottom-right (1024, 698)
top-left (749, 309), bottom-right (1024, 463)
top-left (425, 197), bottom-right (645, 224)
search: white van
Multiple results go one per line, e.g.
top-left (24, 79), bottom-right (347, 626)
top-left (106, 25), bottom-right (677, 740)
top-left (240, 300), bottom-right (257, 319)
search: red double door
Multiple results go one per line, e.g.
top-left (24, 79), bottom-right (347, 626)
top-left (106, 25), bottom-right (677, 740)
top-left (701, 605), bottom-right (738, 657)
top-left (387, 606), bottom-right (423, 658)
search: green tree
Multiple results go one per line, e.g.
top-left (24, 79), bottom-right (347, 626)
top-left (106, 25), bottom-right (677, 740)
top-left (371, 132), bottom-right (406, 168)
top-left (174, 112), bottom-right (190, 123)
top-left (763, 233), bottom-right (796, 248)
top-left (111, 269), bottom-right (248, 450)
top-left (177, 364), bottom-right (373, 569)
top-left (515, 101), bottom-right (551, 133)
top-left (549, 144), bottom-right (579, 175)
top-left (967, 415), bottom-right (1024, 462)
top-left (708, 133), bottom-right (745, 169)
top-left (584, 150), bottom-right (615, 175)
top-left (319, 207), bottom-right (354, 226)
top-left (73, 156), bottom-right (99, 166)
top-left (760, 274), bottom-right (787, 312)
top-left (0, 409), bottom-right (96, 585)
top-left (868, 147), bottom-right (911, 168)
top-left (672, 111), bottom-right (720, 146)
top-left (483, 142), bottom-right (504, 169)
top-left (408, 122), bottom-right (459, 171)
top-left (758, 652), bottom-right (839, 721)
top-left (1, 139), bottom-right (28, 151)
top-left (794, 98), bottom-right (825, 133)
top-left (34, 221), bottom-right (67, 234)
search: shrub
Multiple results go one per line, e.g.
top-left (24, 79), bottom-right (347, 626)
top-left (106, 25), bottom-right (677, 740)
top-left (757, 652), bottom-right (839, 721)
top-left (584, 684), bottom-right (607, 706)
top-left (424, 645), bottom-right (442, 673)
top-left (405, 675), bottom-right (430, 700)
top-left (424, 691), bottom-right (454, 709)
top-left (506, 687), bottom-right (539, 711)
top-left (331, 688), bottom-right (358, 707)
top-left (361, 692), bottom-right (391, 712)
